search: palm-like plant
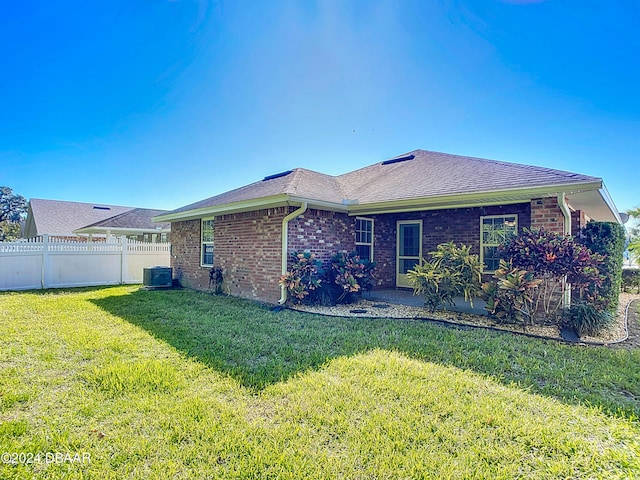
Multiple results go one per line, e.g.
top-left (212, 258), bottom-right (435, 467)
top-left (482, 260), bottom-right (542, 325)
top-left (407, 242), bottom-right (483, 311)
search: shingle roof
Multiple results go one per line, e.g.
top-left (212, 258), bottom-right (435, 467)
top-left (80, 208), bottom-right (170, 230)
top-left (162, 149), bottom-right (603, 218)
top-left (28, 199), bottom-right (135, 237)
top-left (336, 149), bottom-right (600, 203)
top-left (169, 168), bottom-right (347, 215)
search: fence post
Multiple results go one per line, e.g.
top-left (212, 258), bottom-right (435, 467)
top-left (120, 236), bottom-right (128, 284)
top-left (41, 234), bottom-right (49, 289)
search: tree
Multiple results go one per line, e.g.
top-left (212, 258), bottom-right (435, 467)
top-left (0, 221), bottom-right (21, 241)
top-left (0, 186), bottom-right (27, 241)
top-left (0, 186), bottom-right (27, 223)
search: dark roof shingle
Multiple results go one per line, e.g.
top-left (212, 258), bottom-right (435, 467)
top-left (162, 149), bottom-right (603, 216)
top-left (169, 168), bottom-right (347, 214)
top-left (337, 150), bottom-right (600, 203)
top-left (29, 199), bottom-right (134, 237)
top-left (81, 208), bottom-right (170, 230)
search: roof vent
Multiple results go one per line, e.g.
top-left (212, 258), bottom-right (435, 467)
top-left (263, 170), bottom-right (293, 181)
top-left (93, 206), bottom-right (111, 210)
top-left (381, 154), bottom-right (415, 166)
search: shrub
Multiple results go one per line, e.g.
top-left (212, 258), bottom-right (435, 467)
top-left (622, 268), bottom-right (640, 293)
top-left (279, 252), bottom-right (323, 304)
top-left (308, 282), bottom-right (342, 306)
top-left (407, 260), bottom-right (462, 311)
top-left (578, 221), bottom-right (626, 311)
top-left (499, 228), bottom-right (604, 321)
top-left (482, 260), bottom-right (542, 325)
top-left (329, 251), bottom-right (377, 304)
top-left (564, 301), bottom-right (615, 337)
top-left (629, 239), bottom-right (640, 264)
top-left (208, 267), bottom-right (225, 295)
top-left (407, 242), bottom-right (482, 311)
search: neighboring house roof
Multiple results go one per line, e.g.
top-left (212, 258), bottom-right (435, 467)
top-left (155, 149), bottom-right (621, 223)
top-left (23, 199), bottom-right (170, 238)
top-left (24, 199), bottom-right (134, 237)
top-left (74, 208), bottom-right (170, 235)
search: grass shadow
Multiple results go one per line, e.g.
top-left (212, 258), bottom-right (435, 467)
top-left (91, 287), bottom-right (640, 420)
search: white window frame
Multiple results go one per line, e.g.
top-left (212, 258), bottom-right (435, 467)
top-left (480, 214), bottom-right (518, 272)
top-left (201, 218), bottom-right (215, 267)
top-left (355, 217), bottom-right (374, 261)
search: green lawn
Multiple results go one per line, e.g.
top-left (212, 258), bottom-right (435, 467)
top-left (0, 286), bottom-right (638, 479)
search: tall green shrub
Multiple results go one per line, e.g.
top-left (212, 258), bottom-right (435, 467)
top-left (579, 221), bottom-right (626, 311)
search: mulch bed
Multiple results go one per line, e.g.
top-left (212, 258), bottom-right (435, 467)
top-left (292, 294), bottom-right (640, 348)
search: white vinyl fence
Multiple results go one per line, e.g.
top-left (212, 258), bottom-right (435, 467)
top-left (0, 235), bottom-right (171, 291)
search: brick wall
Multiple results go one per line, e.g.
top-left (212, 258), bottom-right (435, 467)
top-left (171, 198), bottom-right (570, 302)
top-left (287, 209), bottom-right (354, 265)
top-left (530, 197), bottom-right (565, 234)
top-left (368, 203), bottom-right (532, 288)
top-left (215, 208), bottom-right (288, 303)
top-left (170, 207), bottom-right (290, 303)
top-left (170, 219), bottom-right (209, 291)
top-left (170, 208), bottom-right (357, 303)
top-left (571, 209), bottom-right (586, 237)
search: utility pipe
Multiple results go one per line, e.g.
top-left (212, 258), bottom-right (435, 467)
top-left (557, 192), bottom-right (572, 308)
top-left (278, 202), bottom-right (308, 304)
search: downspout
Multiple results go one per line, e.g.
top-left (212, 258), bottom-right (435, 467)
top-left (557, 192), bottom-right (572, 309)
top-left (278, 202), bottom-right (308, 304)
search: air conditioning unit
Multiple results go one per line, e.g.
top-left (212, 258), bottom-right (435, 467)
top-left (143, 266), bottom-right (172, 288)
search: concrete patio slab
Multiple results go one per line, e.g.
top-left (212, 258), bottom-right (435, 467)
top-left (366, 288), bottom-right (488, 315)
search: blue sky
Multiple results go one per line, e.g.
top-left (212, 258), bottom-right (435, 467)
top-left (2, 0), bottom-right (639, 214)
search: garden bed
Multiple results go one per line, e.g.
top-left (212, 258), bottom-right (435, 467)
top-left (291, 292), bottom-right (640, 346)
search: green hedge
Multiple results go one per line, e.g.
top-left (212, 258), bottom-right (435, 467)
top-left (622, 269), bottom-right (640, 293)
top-left (579, 221), bottom-right (626, 311)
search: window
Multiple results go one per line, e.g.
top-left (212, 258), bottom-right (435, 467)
top-left (355, 217), bottom-right (374, 261)
top-left (201, 218), bottom-right (214, 266)
top-left (480, 215), bottom-right (517, 272)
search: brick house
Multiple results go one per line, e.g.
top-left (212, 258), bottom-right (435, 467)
top-left (155, 150), bottom-right (622, 304)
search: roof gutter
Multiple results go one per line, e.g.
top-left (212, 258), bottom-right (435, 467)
top-left (74, 226), bottom-right (171, 235)
top-left (347, 181), bottom-right (604, 216)
top-left (557, 192), bottom-right (572, 236)
top-left (558, 192), bottom-right (572, 309)
top-left (152, 194), bottom-right (292, 223)
top-left (278, 202), bottom-right (308, 305)
top-left (153, 195), bottom-right (347, 224)
top-left (597, 184), bottom-right (623, 224)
